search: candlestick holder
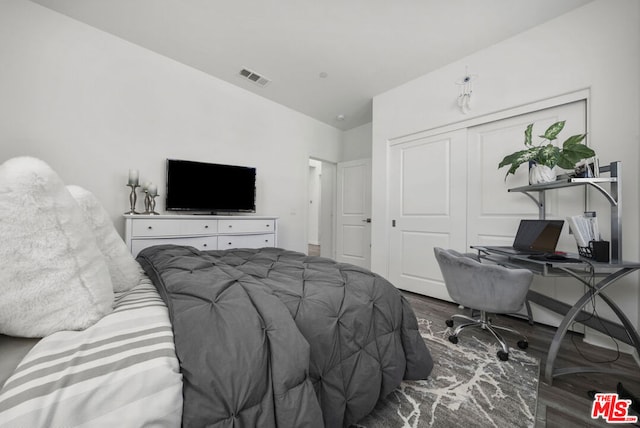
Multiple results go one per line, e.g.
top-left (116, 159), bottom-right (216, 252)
top-left (142, 190), bottom-right (151, 215)
top-left (148, 193), bottom-right (160, 215)
top-left (125, 184), bottom-right (140, 214)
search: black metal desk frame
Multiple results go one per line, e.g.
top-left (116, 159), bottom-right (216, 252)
top-left (472, 247), bottom-right (640, 385)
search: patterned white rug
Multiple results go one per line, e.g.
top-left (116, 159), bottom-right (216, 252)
top-left (354, 318), bottom-right (540, 428)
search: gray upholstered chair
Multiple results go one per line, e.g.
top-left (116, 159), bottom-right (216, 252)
top-left (434, 247), bottom-right (534, 361)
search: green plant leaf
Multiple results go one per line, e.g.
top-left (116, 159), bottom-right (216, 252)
top-left (540, 121), bottom-right (565, 141)
top-left (498, 119), bottom-right (595, 180)
top-left (534, 144), bottom-right (560, 167)
top-left (562, 133), bottom-right (587, 148)
top-left (498, 150), bottom-right (527, 168)
top-left (556, 143), bottom-right (596, 169)
top-left (498, 149), bottom-right (537, 178)
top-left (524, 124), bottom-right (533, 147)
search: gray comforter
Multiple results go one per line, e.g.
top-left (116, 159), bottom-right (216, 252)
top-left (137, 246), bottom-right (433, 427)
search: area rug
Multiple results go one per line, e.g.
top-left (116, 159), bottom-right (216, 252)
top-left (354, 318), bottom-right (540, 428)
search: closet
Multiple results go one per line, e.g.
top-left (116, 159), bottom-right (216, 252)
top-left (387, 100), bottom-right (590, 326)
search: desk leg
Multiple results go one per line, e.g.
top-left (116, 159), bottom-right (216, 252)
top-left (544, 268), bottom-right (638, 385)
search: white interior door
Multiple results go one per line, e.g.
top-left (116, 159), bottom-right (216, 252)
top-left (466, 100), bottom-right (588, 327)
top-left (388, 130), bottom-right (467, 300)
top-left (336, 159), bottom-right (371, 268)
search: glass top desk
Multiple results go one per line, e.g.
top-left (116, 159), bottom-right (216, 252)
top-left (471, 245), bottom-right (640, 385)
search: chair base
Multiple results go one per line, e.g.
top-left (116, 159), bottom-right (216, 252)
top-left (446, 311), bottom-right (528, 361)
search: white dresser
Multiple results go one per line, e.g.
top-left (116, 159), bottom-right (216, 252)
top-left (124, 215), bottom-right (278, 257)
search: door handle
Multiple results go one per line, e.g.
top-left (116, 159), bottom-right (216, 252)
top-left (362, 218), bottom-right (371, 223)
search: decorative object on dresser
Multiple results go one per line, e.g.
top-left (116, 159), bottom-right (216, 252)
top-left (141, 181), bottom-right (152, 214)
top-left (146, 183), bottom-right (160, 215)
top-left (125, 168), bottom-right (140, 214)
top-left (124, 214), bottom-right (278, 257)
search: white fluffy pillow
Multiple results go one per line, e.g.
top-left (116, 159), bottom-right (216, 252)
top-left (67, 185), bottom-right (142, 292)
top-left (0, 157), bottom-right (114, 337)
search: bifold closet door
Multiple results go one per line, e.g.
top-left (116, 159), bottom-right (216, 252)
top-left (466, 100), bottom-right (587, 327)
top-left (388, 129), bottom-right (467, 300)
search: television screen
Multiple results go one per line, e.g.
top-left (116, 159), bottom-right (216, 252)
top-left (166, 159), bottom-right (256, 213)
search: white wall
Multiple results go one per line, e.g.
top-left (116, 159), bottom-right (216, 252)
top-left (341, 122), bottom-right (372, 162)
top-left (372, 0), bottom-right (639, 325)
top-left (0, 0), bottom-right (342, 253)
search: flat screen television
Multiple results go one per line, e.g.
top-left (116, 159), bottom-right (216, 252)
top-left (166, 159), bottom-right (256, 213)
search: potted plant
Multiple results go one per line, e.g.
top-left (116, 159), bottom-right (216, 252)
top-left (498, 120), bottom-right (595, 183)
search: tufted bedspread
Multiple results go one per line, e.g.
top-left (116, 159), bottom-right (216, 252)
top-left (137, 246), bottom-right (433, 427)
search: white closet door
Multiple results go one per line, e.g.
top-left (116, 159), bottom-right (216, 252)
top-left (466, 100), bottom-right (587, 326)
top-left (388, 130), bottom-right (467, 300)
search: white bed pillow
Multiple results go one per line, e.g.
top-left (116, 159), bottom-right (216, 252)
top-left (0, 157), bottom-right (114, 338)
top-left (67, 185), bottom-right (142, 292)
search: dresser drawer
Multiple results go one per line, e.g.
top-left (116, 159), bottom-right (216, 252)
top-left (218, 219), bottom-right (275, 234)
top-left (131, 236), bottom-right (218, 257)
top-left (131, 218), bottom-right (217, 237)
top-left (218, 234), bottom-right (275, 250)
top-left (125, 215), bottom-right (277, 256)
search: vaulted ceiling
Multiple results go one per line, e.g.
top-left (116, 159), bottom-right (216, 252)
top-left (30, 0), bottom-right (592, 130)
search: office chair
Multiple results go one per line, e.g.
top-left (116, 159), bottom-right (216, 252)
top-left (434, 247), bottom-right (534, 361)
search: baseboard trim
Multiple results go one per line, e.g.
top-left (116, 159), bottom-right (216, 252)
top-left (583, 327), bottom-right (636, 355)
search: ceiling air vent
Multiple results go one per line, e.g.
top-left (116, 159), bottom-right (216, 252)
top-left (239, 67), bottom-right (271, 88)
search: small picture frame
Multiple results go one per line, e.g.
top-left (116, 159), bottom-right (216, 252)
top-left (574, 157), bottom-right (599, 178)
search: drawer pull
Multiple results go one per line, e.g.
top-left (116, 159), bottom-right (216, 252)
top-left (266, 224), bottom-right (270, 227)
top-left (147, 226), bottom-right (153, 230)
top-left (205, 225), bottom-right (209, 229)
top-left (203, 244), bottom-right (207, 247)
top-left (228, 242), bottom-right (232, 245)
top-left (228, 225), bottom-right (232, 228)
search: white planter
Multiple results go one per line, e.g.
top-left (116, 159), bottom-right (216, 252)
top-left (529, 164), bottom-right (556, 184)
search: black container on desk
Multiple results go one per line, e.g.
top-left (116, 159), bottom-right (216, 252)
top-left (578, 240), bottom-right (610, 263)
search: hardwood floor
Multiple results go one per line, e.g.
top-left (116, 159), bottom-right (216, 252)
top-left (402, 291), bottom-right (640, 428)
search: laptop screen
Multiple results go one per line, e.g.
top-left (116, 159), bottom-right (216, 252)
top-left (513, 220), bottom-right (564, 252)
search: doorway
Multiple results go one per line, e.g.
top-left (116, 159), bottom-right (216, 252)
top-left (307, 158), bottom-right (336, 258)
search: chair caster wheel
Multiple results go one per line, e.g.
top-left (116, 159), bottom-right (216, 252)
top-left (497, 350), bottom-right (509, 361)
top-left (448, 335), bottom-right (458, 344)
top-left (445, 319), bottom-right (454, 328)
top-left (517, 340), bottom-right (529, 349)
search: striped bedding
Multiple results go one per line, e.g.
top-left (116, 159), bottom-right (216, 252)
top-left (0, 276), bottom-right (183, 428)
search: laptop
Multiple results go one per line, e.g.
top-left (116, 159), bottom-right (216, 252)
top-left (489, 219), bottom-right (564, 255)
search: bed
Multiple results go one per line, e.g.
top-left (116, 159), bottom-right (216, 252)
top-left (0, 157), bottom-right (433, 427)
top-left (0, 277), bottom-right (183, 427)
